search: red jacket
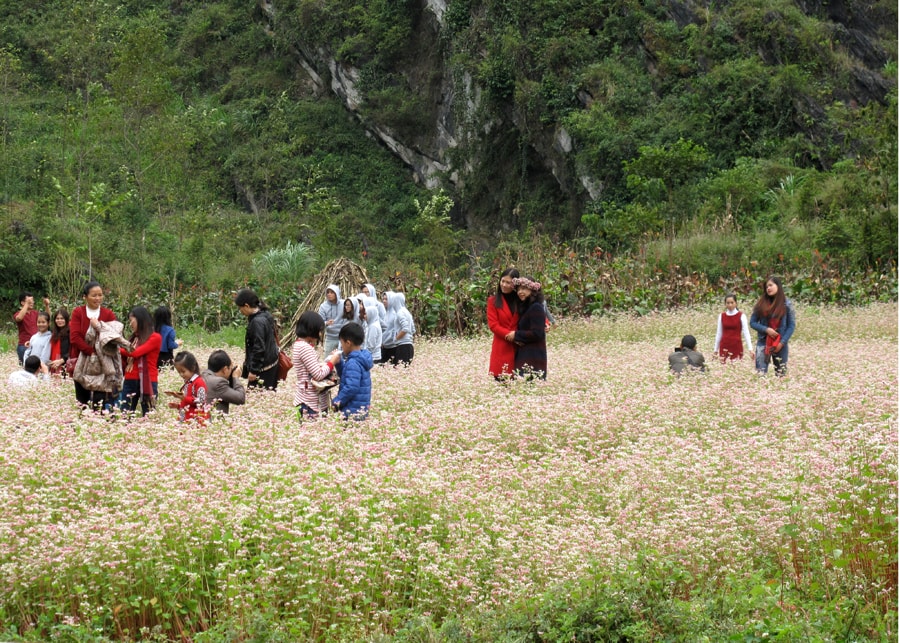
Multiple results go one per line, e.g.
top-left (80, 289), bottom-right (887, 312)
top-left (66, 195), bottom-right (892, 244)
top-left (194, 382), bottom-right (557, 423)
top-left (487, 295), bottom-right (519, 377)
top-left (179, 374), bottom-right (210, 423)
top-left (69, 306), bottom-right (117, 358)
top-left (120, 332), bottom-right (162, 382)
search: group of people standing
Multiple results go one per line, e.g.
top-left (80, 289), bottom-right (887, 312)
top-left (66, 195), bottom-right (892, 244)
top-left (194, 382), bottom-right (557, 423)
top-left (486, 269), bottom-right (797, 380)
top-left (487, 268), bottom-right (549, 380)
top-left (13, 293), bottom-right (72, 376)
top-left (10, 282), bottom-right (229, 422)
top-left (291, 283), bottom-right (416, 420)
top-left (317, 283), bottom-right (415, 366)
top-left (9, 280), bottom-right (413, 424)
top-left (10, 271), bottom-right (796, 421)
top-left (668, 275), bottom-right (796, 375)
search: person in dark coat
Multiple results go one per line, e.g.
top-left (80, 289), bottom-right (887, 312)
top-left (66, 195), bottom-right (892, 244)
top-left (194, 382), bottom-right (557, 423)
top-left (513, 276), bottom-right (547, 380)
top-left (234, 288), bottom-right (280, 390)
top-left (668, 335), bottom-right (707, 374)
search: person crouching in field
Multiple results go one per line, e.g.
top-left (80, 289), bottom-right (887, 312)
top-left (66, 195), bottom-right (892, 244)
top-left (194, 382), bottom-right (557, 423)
top-left (512, 277), bottom-right (547, 380)
top-left (202, 350), bottom-right (246, 415)
top-left (8, 355), bottom-right (45, 387)
top-left (669, 335), bottom-right (707, 374)
top-left (328, 322), bottom-right (373, 420)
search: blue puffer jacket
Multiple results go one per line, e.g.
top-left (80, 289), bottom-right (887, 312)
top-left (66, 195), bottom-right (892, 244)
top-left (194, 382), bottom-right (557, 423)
top-left (333, 348), bottom-right (374, 419)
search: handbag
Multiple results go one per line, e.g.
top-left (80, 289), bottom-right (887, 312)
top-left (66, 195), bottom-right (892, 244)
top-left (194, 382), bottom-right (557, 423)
top-left (273, 322), bottom-right (293, 381)
top-left (277, 350), bottom-right (292, 381)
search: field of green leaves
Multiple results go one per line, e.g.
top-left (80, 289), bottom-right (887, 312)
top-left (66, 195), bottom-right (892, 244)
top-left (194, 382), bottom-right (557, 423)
top-left (0, 305), bottom-right (895, 641)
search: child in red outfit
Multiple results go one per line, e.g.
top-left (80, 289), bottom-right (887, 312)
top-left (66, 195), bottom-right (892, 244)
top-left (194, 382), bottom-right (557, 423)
top-left (167, 352), bottom-right (209, 423)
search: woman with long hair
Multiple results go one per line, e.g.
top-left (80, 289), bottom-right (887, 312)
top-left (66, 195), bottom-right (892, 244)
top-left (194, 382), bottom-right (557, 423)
top-left (119, 306), bottom-right (162, 416)
top-left (487, 268), bottom-right (520, 379)
top-left (513, 276), bottom-right (547, 380)
top-left (749, 276), bottom-right (796, 375)
top-left (153, 306), bottom-right (182, 367)
top-left (234, 288), bottom-right (280, 390)
top-left (48, 308), bottom-right (71, 376)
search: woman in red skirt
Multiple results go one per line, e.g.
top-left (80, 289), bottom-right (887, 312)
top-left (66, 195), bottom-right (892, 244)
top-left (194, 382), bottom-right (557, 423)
top-left (714, 293), bottom-right (753, 361)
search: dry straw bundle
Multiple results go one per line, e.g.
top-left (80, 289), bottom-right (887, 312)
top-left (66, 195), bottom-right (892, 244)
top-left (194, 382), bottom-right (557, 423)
top-left (280, 258), bottom-right (369, 351)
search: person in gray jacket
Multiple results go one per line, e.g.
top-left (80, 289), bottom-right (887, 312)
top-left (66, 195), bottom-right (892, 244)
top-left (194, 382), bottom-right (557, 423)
top-left (202, 350), bottom-right (246, 414)
top-left (668, 335), bottom-right (707, 374)
top-left (382, 291), bottom-right (415, 366)
top-left (317, 284), bottom-right (344, 353)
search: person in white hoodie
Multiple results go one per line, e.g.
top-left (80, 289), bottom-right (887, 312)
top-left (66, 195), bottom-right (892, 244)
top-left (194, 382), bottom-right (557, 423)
top-left (382, 291), bottom-right (415, 366)
top-left (340, 296), bottom-right (363, 328)
top-left (317, 284), bottom-right (345, 354)
top-left (23, 311), bottom-right (53, 367)
top-left (359, 283), bottom-right (388, 333)
top-left (358, 295), bottom-right (383, 363)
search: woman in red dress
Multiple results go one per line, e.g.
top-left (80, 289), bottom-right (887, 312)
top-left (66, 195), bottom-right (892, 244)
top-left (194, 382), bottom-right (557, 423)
top-left (713, 293), bottom-right (753, 361)
top-left (487, 268), bottom-right (519, 379)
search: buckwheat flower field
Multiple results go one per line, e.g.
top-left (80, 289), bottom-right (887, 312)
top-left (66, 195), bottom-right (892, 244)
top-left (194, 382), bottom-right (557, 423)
top-left (0, 305), bottom-right (896, 641)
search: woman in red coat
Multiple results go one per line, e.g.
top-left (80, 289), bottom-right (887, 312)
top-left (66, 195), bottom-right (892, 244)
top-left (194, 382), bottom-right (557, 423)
top-left (487, 268), bottom-right (520, 379)
top-left (119, 306), bottom-right (162, 416)
top-left (69, 281), bottom-right (117, 410)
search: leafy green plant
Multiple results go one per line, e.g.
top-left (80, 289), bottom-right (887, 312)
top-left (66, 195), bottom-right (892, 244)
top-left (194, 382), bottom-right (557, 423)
top-left (252, 241), bottom-right (317, 285)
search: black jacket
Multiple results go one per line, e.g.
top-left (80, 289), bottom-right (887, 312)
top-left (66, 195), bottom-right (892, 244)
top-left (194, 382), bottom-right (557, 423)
top-left (243, 310), bottom-right (279, 376)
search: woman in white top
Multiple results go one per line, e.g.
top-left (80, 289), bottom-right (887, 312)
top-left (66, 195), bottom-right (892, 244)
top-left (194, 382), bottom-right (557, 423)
top-left (713, 293), bottom-right (753, 361)
top-left (24, 311), bottom-right (53, 366)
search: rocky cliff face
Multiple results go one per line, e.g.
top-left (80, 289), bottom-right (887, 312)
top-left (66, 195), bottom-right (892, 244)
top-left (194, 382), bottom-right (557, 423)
top-left (261, 0), bottom-right (894, 231)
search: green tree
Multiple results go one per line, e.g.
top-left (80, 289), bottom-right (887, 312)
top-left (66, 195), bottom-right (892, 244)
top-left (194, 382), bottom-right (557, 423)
top-left (409, 190), bottom-right (462, 269)
top-left (623, 138), bottom-right (710, 233)
top-left (52, 179), bottom-right (133, 276)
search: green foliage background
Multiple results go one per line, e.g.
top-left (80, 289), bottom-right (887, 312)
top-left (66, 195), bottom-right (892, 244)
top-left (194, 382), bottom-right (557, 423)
top-left (0, 0), bottom-right (896, 324)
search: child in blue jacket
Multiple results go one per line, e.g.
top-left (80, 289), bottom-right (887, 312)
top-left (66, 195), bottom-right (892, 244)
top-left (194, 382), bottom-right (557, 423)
top-left (328, 322), bottom-right (373, 419)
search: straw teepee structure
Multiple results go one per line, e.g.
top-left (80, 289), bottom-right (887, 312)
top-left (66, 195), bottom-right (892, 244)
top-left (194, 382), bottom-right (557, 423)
top-left (280, 257), bottom-right (370, 351)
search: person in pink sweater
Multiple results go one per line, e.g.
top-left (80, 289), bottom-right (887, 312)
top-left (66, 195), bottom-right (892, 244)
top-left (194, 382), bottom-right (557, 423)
top-left (292, 311), bottom-right (337, 419)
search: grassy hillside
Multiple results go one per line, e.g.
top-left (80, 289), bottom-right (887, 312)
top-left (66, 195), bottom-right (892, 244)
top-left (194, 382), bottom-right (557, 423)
top-left (0, 0), bottom-right (895, 311)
